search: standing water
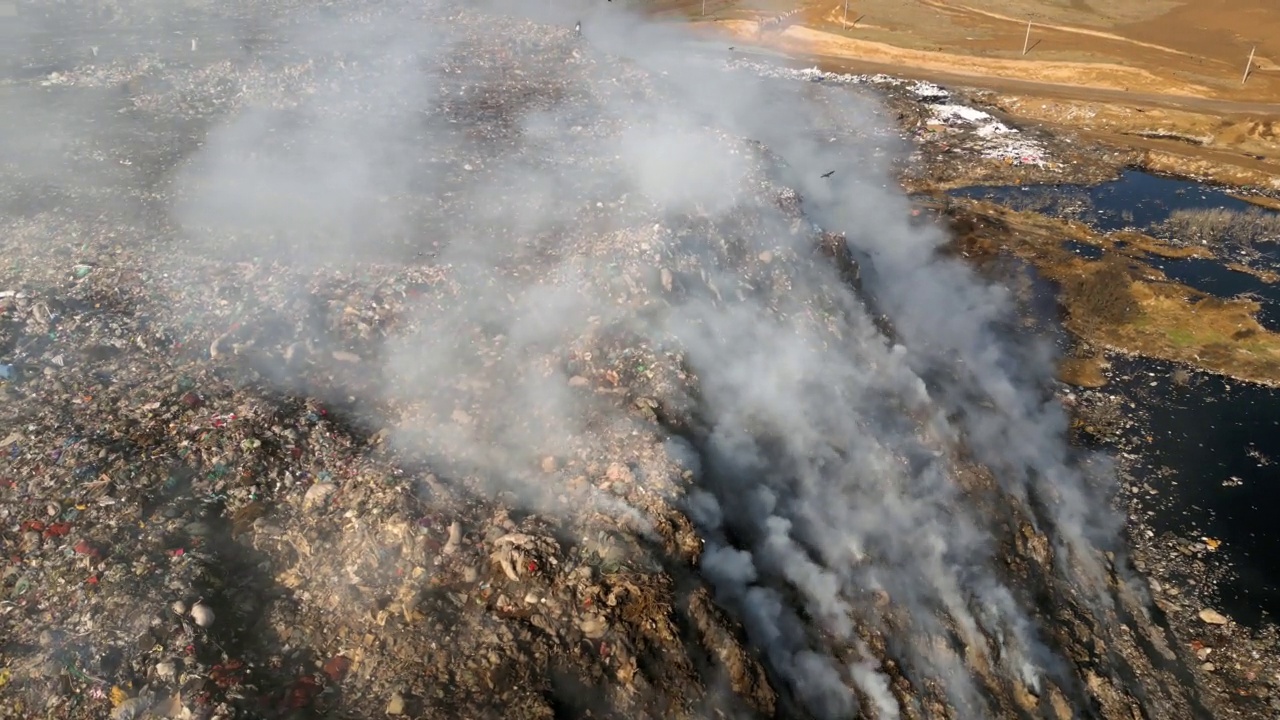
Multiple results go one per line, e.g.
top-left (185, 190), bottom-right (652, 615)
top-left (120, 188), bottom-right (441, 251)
top-left (952, 170), bottom-right (1280, 328)
top-left (953, 171), bottom-right (1280, 626)
top-left (951, 169), bottom-right (1274, 234)
top-left (1109, 357), bottom-right (1280, 628)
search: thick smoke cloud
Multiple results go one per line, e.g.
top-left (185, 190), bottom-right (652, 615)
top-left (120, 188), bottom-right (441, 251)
top-left (4, 0), bottom-right (1126, 716)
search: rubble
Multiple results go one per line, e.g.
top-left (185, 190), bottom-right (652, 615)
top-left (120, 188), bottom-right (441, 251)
top-left (1199, 608), bottom-right (1230, 626)
top-left (0, 6), bottom-right (787, 718)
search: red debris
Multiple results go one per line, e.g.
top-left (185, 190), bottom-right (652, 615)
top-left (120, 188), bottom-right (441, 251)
top-left (322, 655), bottom-right (351, 683)
top-left (526, 560), bottom-right (538, 573)
top-left (43, 522), bottom-right (72, 538)
top-left (211, 659), bottom-right (246, 689)
top-left (283, 676), bottom-right (320, 711)
top-left (73, 540), bottom-right (101, 558)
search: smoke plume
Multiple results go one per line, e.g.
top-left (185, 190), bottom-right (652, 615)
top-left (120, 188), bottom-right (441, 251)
top-left (2, 0), bottom-right (1128, 716)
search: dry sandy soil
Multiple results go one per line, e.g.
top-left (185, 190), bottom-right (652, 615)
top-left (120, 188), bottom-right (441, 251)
top-left (665, 0), bottom-right (1280, 189)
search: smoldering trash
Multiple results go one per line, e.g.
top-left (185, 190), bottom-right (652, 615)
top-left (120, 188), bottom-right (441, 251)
top-left (0, 0), bottom-right (1212, 719)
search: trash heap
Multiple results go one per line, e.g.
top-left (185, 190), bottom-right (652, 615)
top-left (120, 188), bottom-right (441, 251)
top-left (915, 101), bottom-right (1050, 168)
top-left (0, 6), bottom-right (813, 719)
top-left (0, 2), bottom-right (1225, 720)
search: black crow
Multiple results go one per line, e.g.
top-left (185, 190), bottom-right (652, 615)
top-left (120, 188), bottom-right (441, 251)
top-left (821, 170), bottom-right (835, 178)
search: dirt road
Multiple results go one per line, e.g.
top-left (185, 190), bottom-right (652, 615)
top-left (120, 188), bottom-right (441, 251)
top-left (791, 45), bottom-right (1280, 117)
top-left (680, 0), bottom-right (1280, 100)
top-left (664, 0), bottom-right (1280, 189)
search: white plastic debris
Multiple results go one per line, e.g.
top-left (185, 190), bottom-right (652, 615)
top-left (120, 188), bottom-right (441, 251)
top-left (925, 101), bottom-right (1049, 167)
top-left (931, 104), bottom-right (994, 124)
top-left (191, 601), bottom-right (215, 628)
top-left (724, 59), bottom-right (875, 86)
top-left (906, 80), bottom-right (949, 100)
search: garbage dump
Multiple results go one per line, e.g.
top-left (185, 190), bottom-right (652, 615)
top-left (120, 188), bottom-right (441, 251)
top-left (0, 0), bottom-right (1219, 718)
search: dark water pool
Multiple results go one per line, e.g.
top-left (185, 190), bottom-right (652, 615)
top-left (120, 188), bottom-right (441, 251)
top-left (1108, 357), bottom-right (1280, 627)
top-left (951, 169), bottom-right (1269, 233)
top-left (1147, 257), bottom-right (1280, 331)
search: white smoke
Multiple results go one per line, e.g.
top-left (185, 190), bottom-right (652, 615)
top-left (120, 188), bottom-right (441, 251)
top-left (2, 0), bottom-right (1130, 716)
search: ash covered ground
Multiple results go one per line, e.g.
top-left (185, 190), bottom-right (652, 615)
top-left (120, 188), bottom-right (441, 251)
top-left (0, 0), bottom-right (1229, 719)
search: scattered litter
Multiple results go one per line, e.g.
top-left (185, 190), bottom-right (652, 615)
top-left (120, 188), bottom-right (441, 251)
top-left (906, 80), bottom-right (950, 101)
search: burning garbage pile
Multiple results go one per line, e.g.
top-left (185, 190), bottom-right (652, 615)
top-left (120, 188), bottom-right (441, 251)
top-left (0, 1), bottom-right (1218, 719)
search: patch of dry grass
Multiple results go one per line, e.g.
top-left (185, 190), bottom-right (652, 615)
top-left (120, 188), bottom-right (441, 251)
top-left (1091, 285), bottom-right (1280, 383)
top-left (1153, 207), bottom-right (1280, 247)
top-left (1057, 355), bottom-right (1109, 387)
top-left (1106, 230), bottom-right (1212, 259)
top-left (1060, 255), bottom-right (1139, 329)
top-left (1231, 194), bottom-right (1280, 212)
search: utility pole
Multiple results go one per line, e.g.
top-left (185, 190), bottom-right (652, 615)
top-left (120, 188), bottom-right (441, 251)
top-left (1243, 45), bottom-right (1256, 85)
top-left (702, 0), bottom-right (706, 16)
top-left (1022, 20), bottom-right (1032, 56)
top-left (843, 0), bottom-right (848, 26)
